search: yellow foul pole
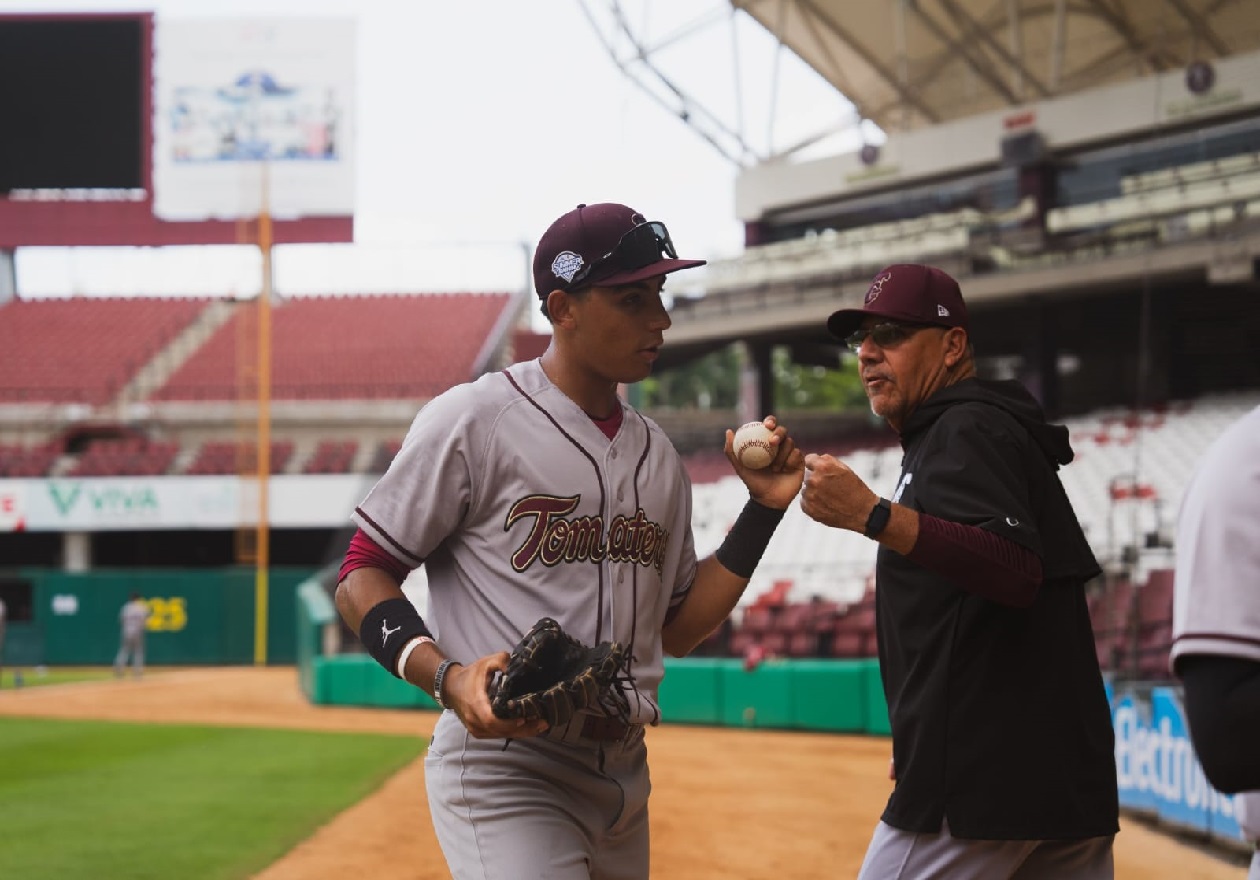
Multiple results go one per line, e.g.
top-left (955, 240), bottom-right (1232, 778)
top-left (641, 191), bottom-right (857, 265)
top-left (254, 164), bottom-right (273, 666)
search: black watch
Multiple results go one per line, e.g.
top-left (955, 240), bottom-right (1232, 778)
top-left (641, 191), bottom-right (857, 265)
top-left (864, 497), bottom-right (892, 538)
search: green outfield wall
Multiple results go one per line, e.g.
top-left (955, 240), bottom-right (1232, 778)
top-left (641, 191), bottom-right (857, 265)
top-left (1, 567), bottom-right (315, 666)
top-left (294, 575), bottom-right (889, 734)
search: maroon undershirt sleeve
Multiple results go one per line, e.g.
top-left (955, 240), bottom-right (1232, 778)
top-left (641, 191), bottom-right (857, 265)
top-left (906, 513), bottom-right (1044, 607)
top-left (338, 527), bottom-right (413, 585)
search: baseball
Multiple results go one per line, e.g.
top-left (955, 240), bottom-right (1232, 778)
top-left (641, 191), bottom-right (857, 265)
top-left (733, 421), bottom-right (776, 469)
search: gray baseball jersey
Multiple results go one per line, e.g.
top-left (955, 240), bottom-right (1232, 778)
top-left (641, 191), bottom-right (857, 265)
top-left (120, 600), bottom-right (149, 640)
top-left (353, 358), bottom-right (697, 726)
top-left (1171, 404), bottom-right (1260, 667)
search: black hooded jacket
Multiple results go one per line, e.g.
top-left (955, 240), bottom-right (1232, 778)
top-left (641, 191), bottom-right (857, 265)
top-left (876, 377), bottom-right (1119, 840)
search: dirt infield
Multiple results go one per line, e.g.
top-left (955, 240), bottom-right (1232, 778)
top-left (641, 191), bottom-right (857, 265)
top-left (0, 667), bottom-right (1247, 879)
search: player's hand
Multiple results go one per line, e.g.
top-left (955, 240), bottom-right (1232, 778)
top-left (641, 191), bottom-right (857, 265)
top-left (799, 453), bottom-right (879, 533)
top-left (724, 415), bottom-right (805, 510)
top-left (442, 652), bottom-right (550, 740)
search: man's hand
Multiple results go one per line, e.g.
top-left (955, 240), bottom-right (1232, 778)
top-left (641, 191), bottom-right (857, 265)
top-left (442, 652), bottom-right (550, 740)
top-left (724, 415), bottom-right (806, 510)
top-left (799, 453), bottom-right (880, 533)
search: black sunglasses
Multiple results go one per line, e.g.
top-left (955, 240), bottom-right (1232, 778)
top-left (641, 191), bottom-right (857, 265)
top-left (566, 220), bottom-right (678, 290)
top-left (844, 321), bottom-right (933, 353)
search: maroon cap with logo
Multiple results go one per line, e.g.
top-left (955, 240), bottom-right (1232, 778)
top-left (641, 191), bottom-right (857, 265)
top-left (532, 202), bottom-right (706, 298)
top-left (826, 263), bottom-right (969, 340)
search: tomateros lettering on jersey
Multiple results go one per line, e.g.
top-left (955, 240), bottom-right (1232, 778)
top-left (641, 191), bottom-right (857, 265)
top-left (507, 494), bottom-right (670, 574)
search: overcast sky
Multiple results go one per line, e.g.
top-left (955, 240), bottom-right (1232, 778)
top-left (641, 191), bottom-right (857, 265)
top-left (2, 0), bottom-right (862, 328)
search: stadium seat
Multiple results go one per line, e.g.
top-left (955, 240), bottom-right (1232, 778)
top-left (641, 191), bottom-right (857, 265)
top-left (741, 604), bottom-right (776, 636)
top-left (153, 293), bottom-right (514, 402)
top-left (65, 437), bottom-right (179, 477)
top-left (0, 297), bottom-right (205, 405)
top-left (1131, 569), bottom-right (1175, 680)
top-left (302, 439), bottom-right (359, 474)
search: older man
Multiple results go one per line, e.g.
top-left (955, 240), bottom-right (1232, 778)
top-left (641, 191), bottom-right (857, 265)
top-left (800, 264), bottom-right (1118, 879)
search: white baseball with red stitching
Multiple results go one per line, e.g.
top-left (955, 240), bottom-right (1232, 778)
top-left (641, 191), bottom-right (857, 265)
top-left (733, 421), bottom-right (774, 470)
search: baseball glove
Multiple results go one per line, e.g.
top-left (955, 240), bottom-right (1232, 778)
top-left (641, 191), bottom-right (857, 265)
top-left (490, 617), bottom-right (629, 729)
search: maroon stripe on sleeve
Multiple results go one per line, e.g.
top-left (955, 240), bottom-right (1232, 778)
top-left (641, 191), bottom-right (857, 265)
top-left (338, 527), bottom-right (413, 585)
top-left (907, 513), bottom-right (1044, 607)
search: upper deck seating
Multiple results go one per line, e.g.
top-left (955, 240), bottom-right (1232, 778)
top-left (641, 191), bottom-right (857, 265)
top-left (153, 292), bottom-right (514, 401)
top-left (0, 297), bottom-right (205, 405)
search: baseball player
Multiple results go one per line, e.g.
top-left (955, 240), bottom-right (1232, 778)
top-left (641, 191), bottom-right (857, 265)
top-left (114, 592), bottom-right (148, 678)
top-left (334, 202), bottom-right (805, 880)
top-left (1171, 403), bottom-right (1260, 879)
top-left (800, 265), bottom-right (1118, 878)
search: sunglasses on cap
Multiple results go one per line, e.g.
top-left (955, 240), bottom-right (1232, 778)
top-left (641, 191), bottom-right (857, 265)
top-left (843, 321), bottom-right (935, 353)
top-left (566, 220), bottom-right (678, 290)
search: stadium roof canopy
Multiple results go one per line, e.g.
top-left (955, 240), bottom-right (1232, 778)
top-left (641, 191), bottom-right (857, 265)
top-left (738, 0), bottom-right (1260, 133)
top-left (581, 0), bottom-right (1260, 165)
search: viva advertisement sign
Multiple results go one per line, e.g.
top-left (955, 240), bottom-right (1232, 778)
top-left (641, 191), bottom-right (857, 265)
top-left (48, 481), bottom-right (160, 521)
top-left (2, 474), bottom-right (369, 531)
top-left (26, 478), bottom-right (239, 530)
top-left (1112, 684), bottom-right (1246, 845)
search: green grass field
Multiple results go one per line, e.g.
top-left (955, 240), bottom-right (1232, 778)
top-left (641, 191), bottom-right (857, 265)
top-left (0, 716), bottom-right (426, 880)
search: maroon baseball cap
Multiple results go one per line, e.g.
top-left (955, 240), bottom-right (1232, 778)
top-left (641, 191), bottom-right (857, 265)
top-left (532, 203), bottom-right (706, 298)
top-left (826, 263), bottom-right (969, 340)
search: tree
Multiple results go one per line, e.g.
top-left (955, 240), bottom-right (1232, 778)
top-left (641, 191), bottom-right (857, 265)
top-left (771, 347), bottom-right (867, 410)
top-left (642, 343), bottom-right (866, 411)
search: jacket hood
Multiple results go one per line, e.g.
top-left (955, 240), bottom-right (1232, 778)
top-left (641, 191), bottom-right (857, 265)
top-left (902, 377), bottom-right (1075, 467)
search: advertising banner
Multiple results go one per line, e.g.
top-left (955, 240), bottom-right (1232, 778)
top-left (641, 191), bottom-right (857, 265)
top-left (153, 17), bottom-right (356, 220)
top-left (0, 475), bottom-right (371, 531)
top-left (1111, 682), bottom-right (1247, 847)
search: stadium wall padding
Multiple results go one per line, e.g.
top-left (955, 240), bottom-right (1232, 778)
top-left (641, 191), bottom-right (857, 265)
top-left (295, 575), bottom-right (890, 735)
top-left (296, 578), bottom-right (336, 697)
top-left (7, 567), bottom-right (313, 666)
top-left (304, 653), bottom-right (888, 735)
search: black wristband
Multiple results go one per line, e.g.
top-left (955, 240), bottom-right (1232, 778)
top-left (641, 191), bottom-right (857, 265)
top-left (359, 598), bottom-right (432, 679)
top-left (864, 497), bottom-right (892, 538)
top-left (715, 499), bottom-right (786, 579)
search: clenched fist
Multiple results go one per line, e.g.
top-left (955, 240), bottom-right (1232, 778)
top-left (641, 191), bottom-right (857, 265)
top-left (798, 453), bottom-right (880, 534)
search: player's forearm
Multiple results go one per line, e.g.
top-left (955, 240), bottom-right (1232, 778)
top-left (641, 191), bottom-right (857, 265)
top-left (334, 566), bottom-right (407, 632)
top-left (661, 556), bottom-right (750, 656)
top-left (663, 498), bottom-right (787, 655)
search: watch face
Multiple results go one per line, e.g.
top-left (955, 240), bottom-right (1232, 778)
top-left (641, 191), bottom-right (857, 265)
top-left (1185, 60), bottom-right (1215, 95)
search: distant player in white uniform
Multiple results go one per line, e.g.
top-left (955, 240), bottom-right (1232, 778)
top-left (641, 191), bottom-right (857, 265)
top-left (114, 592), bottom-right (149, 678)
top-left (1171, 404), bottom-right (1260, 879)
top-left (334, 202), bottom-right (806, 880)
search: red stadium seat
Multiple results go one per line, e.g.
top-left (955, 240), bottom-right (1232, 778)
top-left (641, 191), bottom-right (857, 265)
top-left (0, 298), bottom-right (204, 406)
top-left (153, 293), bottom-right (514, 402)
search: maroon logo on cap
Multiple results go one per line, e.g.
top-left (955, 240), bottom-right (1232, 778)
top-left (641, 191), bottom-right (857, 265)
top-left (865, 272), bottom-right (891, 305)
